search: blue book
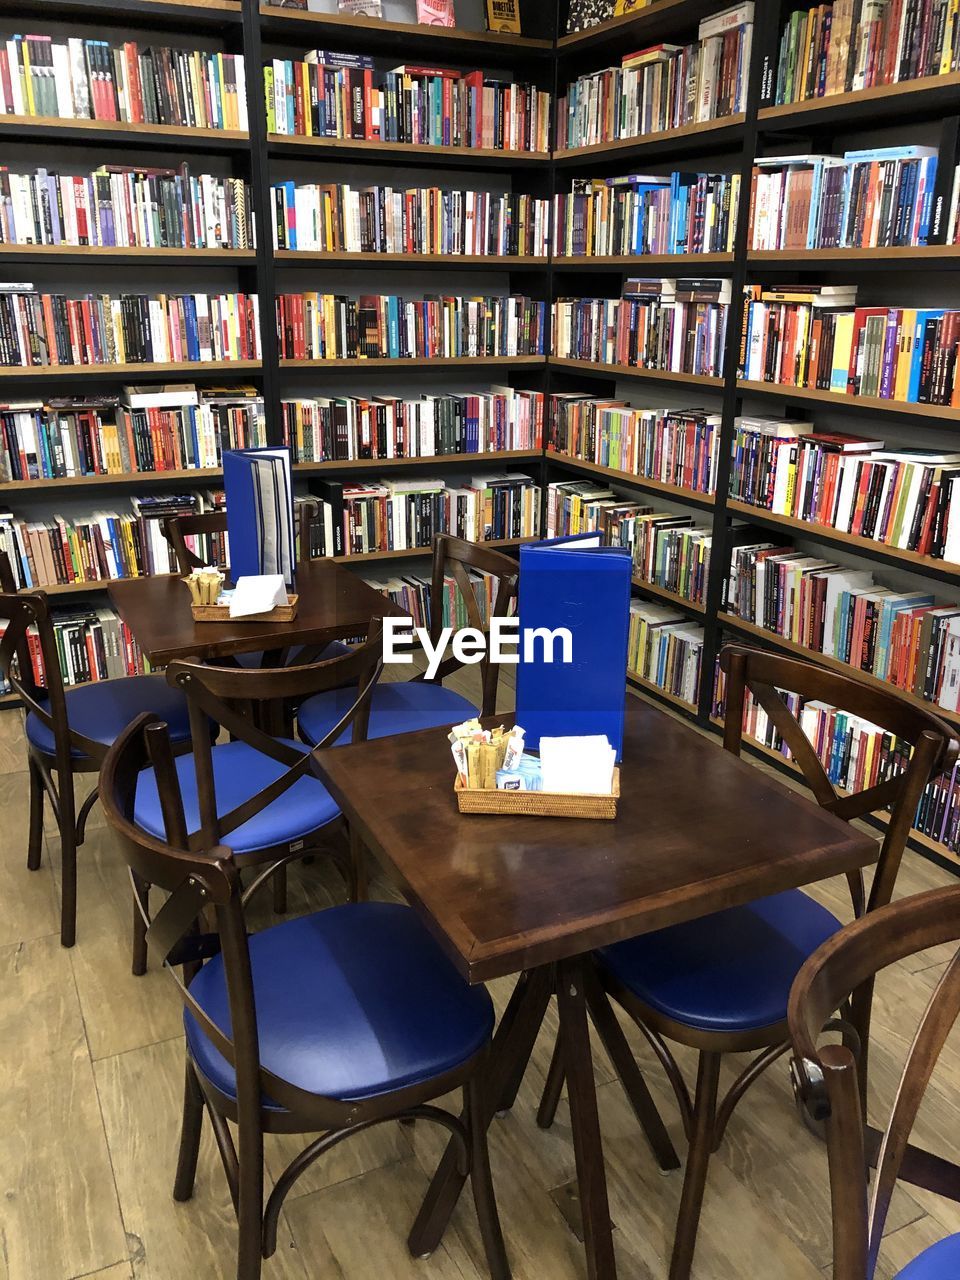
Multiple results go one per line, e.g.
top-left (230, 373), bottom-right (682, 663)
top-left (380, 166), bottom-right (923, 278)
top-left (908, 310), bottom-right (944, 402)
top-left (222, 447), bottom-right (296, 586)
top-left (283, 180), bottom-right (297, 250)
top-left (516, 533), bottom-right (632, 760)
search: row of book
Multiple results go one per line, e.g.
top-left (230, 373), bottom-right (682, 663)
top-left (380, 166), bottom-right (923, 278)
top-left (553, 279), bottom-right (731, 379)
top-left (0, 606), bottom-right (150, 694)
top-left (749, 147), bottom-right (944, 252)
top-left (545, 478), bottom-right (712, 605)
top-left (726, 538), bottom-right (960, 714)
top-left (729, 416), bottom-right (960, 564)
top-left (275, 293), bottom-right (545, 361)
top-left (765, 1), bottom-right (960, 106)
top-left (362, 568), bottom-right (496, 633)
top-left (0, 287), bottom-right (261, 368)
top-left (554, 172), bottom-right (741, 258)
top-left (271, 181), bottom-right (548, 257)
top-left (740, 283), bottom-right (960, 406)
top-left (549, 395), bottom-right (721, 496)
top-left (0, 385), bottom-right (266, 481)
top-left (281, 388), bottom-right (543, 463)
top-left (311, 473), bottom-right (540, 557)
top-left (555, 4), bottom-right (754, 151)
top-left (0, 35), bottom-right (248, 130)
top-left (0, 164), bottom-right (255, 251)
top-left (265, 54), bottom-right (550, 152)
top-left (628, 600), bottom-right (704, 707)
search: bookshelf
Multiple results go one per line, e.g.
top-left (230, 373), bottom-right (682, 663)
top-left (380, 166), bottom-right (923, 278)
top-left (7, 0), bottom-right (960, 870)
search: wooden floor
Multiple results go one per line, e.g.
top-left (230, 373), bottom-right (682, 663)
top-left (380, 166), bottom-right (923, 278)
top-left (2, 673), bottom-right (960, 1280)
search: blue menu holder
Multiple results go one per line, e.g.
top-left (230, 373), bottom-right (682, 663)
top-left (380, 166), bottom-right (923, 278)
top-left (222, 447), bottom-right (296, 587)
top-left (515, 533), bottom-right (632, 760)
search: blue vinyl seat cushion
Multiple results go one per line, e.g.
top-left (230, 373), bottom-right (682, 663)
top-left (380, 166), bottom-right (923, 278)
top-left (184, 902), bottom-right (494, 1104)
top-left (135, 738), bottom-right (339, 855)
top-left (298, 681), bottom-right (477, 747)
top-left (26, 673), bottom-right (194, 759)
top-left (597, 891), bottom-right (843, 1034)
top-left (896, 1235), bottom-right (960, 1278)
top-left (233, 640), bottom-right (350, 670)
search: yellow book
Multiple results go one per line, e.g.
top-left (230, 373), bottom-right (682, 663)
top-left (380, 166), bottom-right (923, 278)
top-left (895, 309), bottom-right (917, 402)
top-left (943, 0), bottom-right (960, 74)
top-left (299, 61), bottom-right (312, 136)
top-left (21, 39), bottom-right (36, 117)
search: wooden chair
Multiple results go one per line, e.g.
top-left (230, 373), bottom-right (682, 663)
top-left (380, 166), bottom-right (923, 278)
top-left (790, 884), bottom-right (960, 1279)
top-left (0, 555), bottom-right (196, 948)
top-left (296, 533), bottom-right (519, 750)
top-left (99, 707), bottom-right (512, 1280)
top-left (127, 624), bottom-right (386, 975)
top-left (538, 643), bottom-right (958, 1280)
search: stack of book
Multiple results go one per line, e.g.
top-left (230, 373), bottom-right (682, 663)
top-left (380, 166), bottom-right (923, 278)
top-left (275, 293), bottom-right (545, 360)
top-left (549, 393), bottom-right (721, 494)
top-left (0, 165), bottom-right (255, 250)
top-left (0, 605), bottom-right (150, 692)
top-left (281, 388), bottom-right (543, 462)
top-left (0, 35), bottom-right (248, 129)
top-left (361, 569), bottom-right (497, 631)
top-left (555, 3), bottom-right (754, 150)
top-left (0, 286), bottom-right (261, 367)
top-left (726, 538), bottom-right (960, 713)
top-left (0, 385), bottom-right (265, 481)
top-left (271, 181), bottom-right (549, 256)
top-left (554, 171), bottom-right (740, 257)
top-left (553, 278), bottom-right (730, 378)
top-left (765, 1), bottom-right (960, 106)
top-left (740, 283), bottom-right (960, 406)
top-left (266, 52), bottom-right (551, 152)
top-left (545, 479), bottom-right (645, 538)
top-left (312, 472), bottom-right (540, 557)
top-left (749, 147), bottom-right (943, 250)
top-left (729, 416), bottom-right (960, 562)
top-left (628, 600), bottom-right (704, 706)
top-left (712, 662), bottom-right (960, 855)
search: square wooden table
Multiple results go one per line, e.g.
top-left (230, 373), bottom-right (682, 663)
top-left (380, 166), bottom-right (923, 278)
top-left (313, 695), bottom-right (879, 1280)
top-left (108, 558), bottom-right (403, 665)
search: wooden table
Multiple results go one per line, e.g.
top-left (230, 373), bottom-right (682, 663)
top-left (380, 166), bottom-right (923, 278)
top-left (108, 558), bottom-right (402, 664)
top-left (313, 696), bottom-right (879, 1280)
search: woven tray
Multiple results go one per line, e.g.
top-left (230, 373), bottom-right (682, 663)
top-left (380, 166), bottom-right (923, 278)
top-left (454, 769), bottom-right (619, 820)
top-left (190, 594), bottom-right (299, 623)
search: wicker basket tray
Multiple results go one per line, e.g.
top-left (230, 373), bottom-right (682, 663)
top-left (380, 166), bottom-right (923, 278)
top-left (190, 594), bottom-right (299, 623)
top-left (454, 769), bottom-right (619, 820)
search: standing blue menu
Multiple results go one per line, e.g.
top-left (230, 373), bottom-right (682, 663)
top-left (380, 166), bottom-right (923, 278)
top-left (222, 447), bottom-right (296, 587)
top-left (515, 533), bottom-right (631, 760)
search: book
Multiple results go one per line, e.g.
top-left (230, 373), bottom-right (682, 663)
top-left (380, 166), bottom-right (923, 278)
top-left (566, 0), bottom-right (615, 33)
top-left (485, 0), bottom-right (521, 32)
top-left (338, 0), bottom-right (382, 14)
top-left (223, 448), bottom-right (296, 586)
top-left (416, 0), bottom-right (455, 24)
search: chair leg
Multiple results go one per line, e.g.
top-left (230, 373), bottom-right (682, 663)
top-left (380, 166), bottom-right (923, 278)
top-left (131, 872), bottom-right (150, 977)
top-left (173, 1061), bottom-right (205, 1203)
top-left (27, 758), bottom-right (44, 871)
top-left (59, 782), bottom-right (78, 950)
top-left (235, 1115), bottom-right (265, 1280)
top-left (272, 864), bottom-right (287, 916)
top-left (537, 1037), bottom-right (565, 1130)
top-left (669, 1052), bottom-right (721, 1280)
top-left (466, 1076), bottom-right (511, 1280)
top-left (349, 824), bottom-right (368, 904)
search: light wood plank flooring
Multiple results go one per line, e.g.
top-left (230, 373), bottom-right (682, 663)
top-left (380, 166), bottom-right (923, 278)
top-left (1, 675), bottom-right (959, 1280)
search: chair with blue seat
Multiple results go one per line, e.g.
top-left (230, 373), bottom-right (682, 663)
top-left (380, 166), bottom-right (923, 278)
top-left (536, 643), bottom-right (957, 1280)
top-left (0, 564), bottom-right (197, 950)
top-left (297, 532), bottom-right (518, 751)
top-left (790, 883), bottom-right (960, 1279)
top-left (99, 709), bottom-right (512, 1280)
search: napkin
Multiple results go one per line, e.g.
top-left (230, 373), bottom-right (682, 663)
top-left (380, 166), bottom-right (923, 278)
top-left (228, 574), bottom-right (287, 619)
top-left (539, 735), bottom-right (617, 795)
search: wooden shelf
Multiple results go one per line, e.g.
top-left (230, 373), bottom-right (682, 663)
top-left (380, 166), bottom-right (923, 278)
top-left (0, 244), bottom-right (255, 264)
top-left (736, 379), bottom-right (960, 423)
top-left (626, 670), bottom-right (698, 714)
top-left (554, 114), bottom-right (745, 167)
top-left (631, 577), bottom-right (706, 614)
top-left (28, 0), bottom-right (241, 27)
top-left (717, 612), bottom-right (960, 729)
top-left (748, 246), bottom-right (960, 269)
top-left (293, 451), bottom-right (540, 474)
top-left (0, 115), bottom-right (249, 151)
top-left (280, 356), bottom-right (546, 370)
top-left (275, 251), bottom-right (546, 269)
top-left (553, 253), bottom-right (735, 270)
top-left (0, 468), bottom-right (225, 493)
top-left (546, 452), bottom-right (717, 510)
top-left (338, 537), bottom-right (534, 564)
top-left (267, 134), bottom-right (549, 169)
top-left (759, 72), bottom-right (960, 132)
top-left (550, 356), bottom-right (724, 388)
top-left (0, 361), bottom-right (260, 380)
top-left (726, 499), bottom-right (960, 579)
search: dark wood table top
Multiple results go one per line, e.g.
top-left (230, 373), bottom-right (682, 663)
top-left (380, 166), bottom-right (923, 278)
top-left (109, 559), bottom-right (402, 664)
top-left (314, 696), bottom-right (879, 983)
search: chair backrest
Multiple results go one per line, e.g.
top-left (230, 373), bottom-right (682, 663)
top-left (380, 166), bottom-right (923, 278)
top-left (161, 620), bottom-right (384, 852)
top-left (163, 500), bottom-right (318, 574)
top-left (420, 533), bottom-right (519, 716)
top-left (788, 886), bottom-right (960, 1280)
top-left (719, 644), bottom-right (958, 913)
